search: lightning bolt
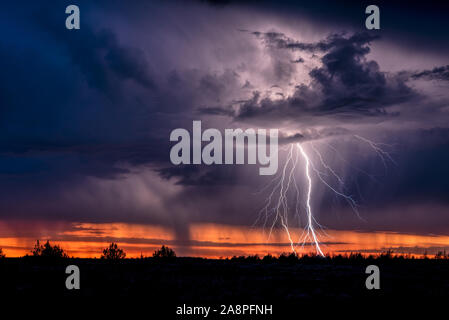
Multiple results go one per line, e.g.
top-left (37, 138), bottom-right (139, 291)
top-left (353, 135), bottom-right (397, 168)
top-left (256, 143), bottom-right (326, 256)
top-left (255, 135), bottom-right (395, 258)
top-left (297, 143), bottom-right (324, 256)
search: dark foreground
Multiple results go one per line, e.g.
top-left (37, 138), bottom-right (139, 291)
top-left (1, 256), bottom-right (448, 314)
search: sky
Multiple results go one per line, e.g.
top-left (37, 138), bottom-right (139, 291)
top-left (1, 0), bottom-right (449, 257)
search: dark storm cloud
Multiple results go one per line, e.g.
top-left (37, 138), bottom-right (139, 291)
top-left (252, 30), bottom-right (380, 53)
top-left (236, 32), bottom-right (415, 122)
top-left (0, 0), bottom-right (262, 238)
top-left (197, 106), bottom-right (235, 117)
top-left (0, 1), bottom-right (211, 182)
top-left (291, 58), bottom-right (304, 64)
top-left (0, 2), bottom-right (187, 226)
top-left (58, 27), bottom-right (155, 93)
top-left (158, 165), bottom-right (238, 186)
top-left (30, 2), bottom-right (156, 94)
top-left (412, 65), bottom-right (449, 81)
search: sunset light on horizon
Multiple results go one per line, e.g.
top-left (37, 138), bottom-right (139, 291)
top-left (2, 221), bottom-right (448, 258)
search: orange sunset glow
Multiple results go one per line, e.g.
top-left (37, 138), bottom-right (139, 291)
top-left (1, 221), bottom-right (448, 258)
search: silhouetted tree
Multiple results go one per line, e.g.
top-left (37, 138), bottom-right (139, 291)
top-left (101, 242), bottom-right (126, 260)
top-left (31, 240), bottom-right (68, 258)
top-left (0, 248), bottom-right (5, 258)
top-left (262, 254), bottom-right (275, 262)
top-left (278, 252), bottom-right (298, 262)
top-left (153, 245), bottom-right (176, 258)
top-left (435, 250), bottom-right (448, 259)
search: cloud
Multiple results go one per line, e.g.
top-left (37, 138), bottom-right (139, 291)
top-left (412, 65), bottom-right (449, 81)
top-left (291, 57), bottom-right (304, 63)
top-left (252, 31), bottom-right (380, 53)
top-left (36, 14), bottom-right (155, 93)
top-left (234, 32), bottom-right (416, 124)
top-left (158, 165), bottom-right (238, 186)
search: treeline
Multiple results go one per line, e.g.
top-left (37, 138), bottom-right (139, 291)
top-left (1, 243), bottom-right (449, 260)
top-left (228, 250), bottom-right (449, 262)
top-left (0, 241), bottom-right (176, 260)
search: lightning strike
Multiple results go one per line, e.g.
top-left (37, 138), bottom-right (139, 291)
top-left (353, 135), bottom-right (397, 168)
top-left (256, 136), bottom-right (395, 257)
top-left (256, 143), bottom-right (326, 257)
top-left (297, 143), bottom-right (324, 256)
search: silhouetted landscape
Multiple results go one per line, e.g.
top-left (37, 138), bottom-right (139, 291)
top-left (1, 242), bottom-right (449, 305)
